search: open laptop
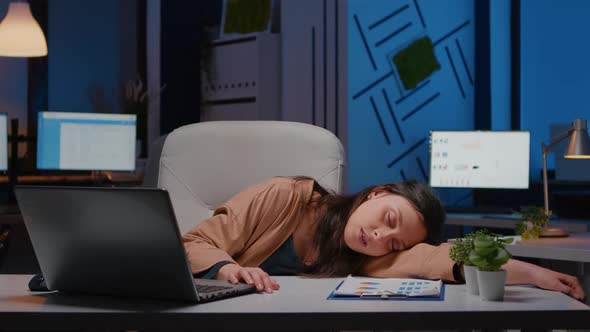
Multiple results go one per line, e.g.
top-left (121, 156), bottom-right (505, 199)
top-left (14, 186), bottom-right (256, 302)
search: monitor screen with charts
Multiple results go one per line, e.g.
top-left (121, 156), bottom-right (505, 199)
top-left (429, 131), bottom-right (530, 189)
top-left (37, 112), bottom-right (136, 171)
top-left (0, 113), bottom-right (7, 172)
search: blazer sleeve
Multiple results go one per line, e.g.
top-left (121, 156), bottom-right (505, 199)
top-left (362, 242), bottom-right (457, 282)
top-left (182, 178), bottom-right (309, 274)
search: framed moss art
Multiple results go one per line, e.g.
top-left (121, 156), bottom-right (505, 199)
top-left (390, 36), bottom-right (440, 90)
top-left (220, 0), bottom-right (277, 39)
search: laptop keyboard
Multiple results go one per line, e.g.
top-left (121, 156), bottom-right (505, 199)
top-left (195, 284), bottom-right (232, 294)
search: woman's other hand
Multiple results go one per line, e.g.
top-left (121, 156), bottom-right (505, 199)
top-left (505, 259), bottom-right (586, 301)
top-left (217, 264), bottom-right (280, 293)
top-left (532, 267), bottom-right (586, 302)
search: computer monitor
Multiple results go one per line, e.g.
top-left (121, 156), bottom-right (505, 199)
top-left (37, 112), bottom-right (136, 171)
top-left (429, 131), bottom-right (530, 189)
top-left (0, 113), bottom-right (7, 172)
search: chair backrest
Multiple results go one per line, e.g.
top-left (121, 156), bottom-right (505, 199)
top-left (157, 121), bottom-right (345, 233)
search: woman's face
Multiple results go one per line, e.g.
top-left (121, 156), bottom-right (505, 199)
top-left (343, 191), bottom-right (427, 256)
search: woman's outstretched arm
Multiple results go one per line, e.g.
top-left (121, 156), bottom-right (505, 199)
top-left (365, 243), bottom-right (585, 301)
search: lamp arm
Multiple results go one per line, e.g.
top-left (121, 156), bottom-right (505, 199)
top-left (541, 128), bottom-right (574, 218)
top-left (542, 128), bottom-right (574, 154)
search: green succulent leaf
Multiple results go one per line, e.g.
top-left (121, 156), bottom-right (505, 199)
top-left (473, 237), bottom-right (493, 248)
top-left (491, 248), bottom-right (511, 266)
top-left (468, 251), bottom-right (485, 266)
top-left (474, 245), bottom-right (496, 257)
top-left (460, 229), bottom-right (513, 271)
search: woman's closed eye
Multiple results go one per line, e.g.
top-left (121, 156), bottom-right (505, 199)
top-left (387, 210), bottom-right (397, 229)
top-left (387, 212), bottom-right (395, 251)
top-left (389, 211), bottom-right (406, 251)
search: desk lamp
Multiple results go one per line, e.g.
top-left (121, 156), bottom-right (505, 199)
top-left (541, 118), bottom-right (590, 237)
top-left (0, 2), bottom-right (47, 57)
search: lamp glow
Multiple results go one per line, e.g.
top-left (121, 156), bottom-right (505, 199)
top-left (541, 118), bottom-right (590, 237)
top-left (0, 2), bottom-right (47, 57)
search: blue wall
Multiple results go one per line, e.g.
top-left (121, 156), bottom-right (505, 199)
top-left (520, 0), bottom-right (590, 180)
top-left (347, 0), bottom-right (474, 204)
top-left (48, 0), bottom-right (123, 114)
top-left (490, 0), bottom-right (511, 130)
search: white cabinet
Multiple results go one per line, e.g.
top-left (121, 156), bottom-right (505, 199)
top-left (201, 33), bottom-right (280, 121)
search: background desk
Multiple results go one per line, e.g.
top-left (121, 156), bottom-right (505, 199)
top-left (446, 213), bottom-right (589, 233)
top-left (506, 232), bottom-right (590, 263)
top-left (0, 275), bottom-right (588, 331)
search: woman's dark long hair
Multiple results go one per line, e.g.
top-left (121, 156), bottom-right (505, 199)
top-left (297, 177), bottom-right (446, 277)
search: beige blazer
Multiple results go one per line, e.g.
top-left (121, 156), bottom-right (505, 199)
top-left (183, 177), bottom-right (457, 282)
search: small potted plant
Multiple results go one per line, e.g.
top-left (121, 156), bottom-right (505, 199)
top-left (450, 230), bottom-right (486, 295)
top-left (468, 232), bottom-right (513, 301)
top-left (121, 77), bottom-right (166, 158)
top-left (515, 207), bottom-right (551, 240)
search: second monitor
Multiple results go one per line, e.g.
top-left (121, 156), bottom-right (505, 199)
top-left (37, 112), bottom-right (137, 171)
top-left (429, 131), bottom-right (530, 189)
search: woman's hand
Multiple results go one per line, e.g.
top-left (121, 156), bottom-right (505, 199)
top-left (531, 267), bottom-right (585, 302)
top-left (217, 263), bottom-right (280, 293)
top-left (504, 259), bottom-right (586, 301)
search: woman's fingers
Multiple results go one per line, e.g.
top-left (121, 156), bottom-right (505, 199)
top-left (558, 274), bottom-right (586, 301)
top-left (227, 273), bottom-right (239, 285)
top-left (253, 269), bottom-right (275, 293)
top-left (238, 269), bottom-right (254, 285)
top-left (238, 268), bottom-right (266, 292)
top-left (220, 265), bottom-right (278, 293)
top-left (241, 268), bottom-right (278, 293)
top-left (252, 269), bottom-right (272, 293)
top-left (248, 269), bottom-right (266, 291)
top-left (545, 273), bottom-right (585, 302)
top-left (259, 271), bottom-right (278, 293)
top-left (566, 281), bottom-right (585, 302)
top-left (552, 280), bottom-right (572, 296)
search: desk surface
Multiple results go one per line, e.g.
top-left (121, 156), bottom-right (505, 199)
top-left (0, 275), bottom-right (588, 331)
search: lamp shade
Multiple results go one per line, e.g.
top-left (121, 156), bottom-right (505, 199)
top-left (0, 2), bottom-right (47, 57)
top-left (564, 118), bottom-right (590, 159)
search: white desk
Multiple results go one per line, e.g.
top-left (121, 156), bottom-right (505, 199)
top-left (0, 275), bottom-right (588, 331)
top-left (447, 213), bottom-right (589, 233)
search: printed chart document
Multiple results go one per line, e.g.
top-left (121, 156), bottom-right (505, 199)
top-left (329, 275), bottom-right (444, 300)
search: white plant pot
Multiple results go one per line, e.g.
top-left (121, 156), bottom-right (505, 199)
top-left (464, 265), bottom-right (479, 295)
top-left (477, 269), bottom-right (507, 301)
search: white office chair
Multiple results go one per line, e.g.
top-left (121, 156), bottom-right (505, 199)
top-left (157, 121), bottom-right (345, 233)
